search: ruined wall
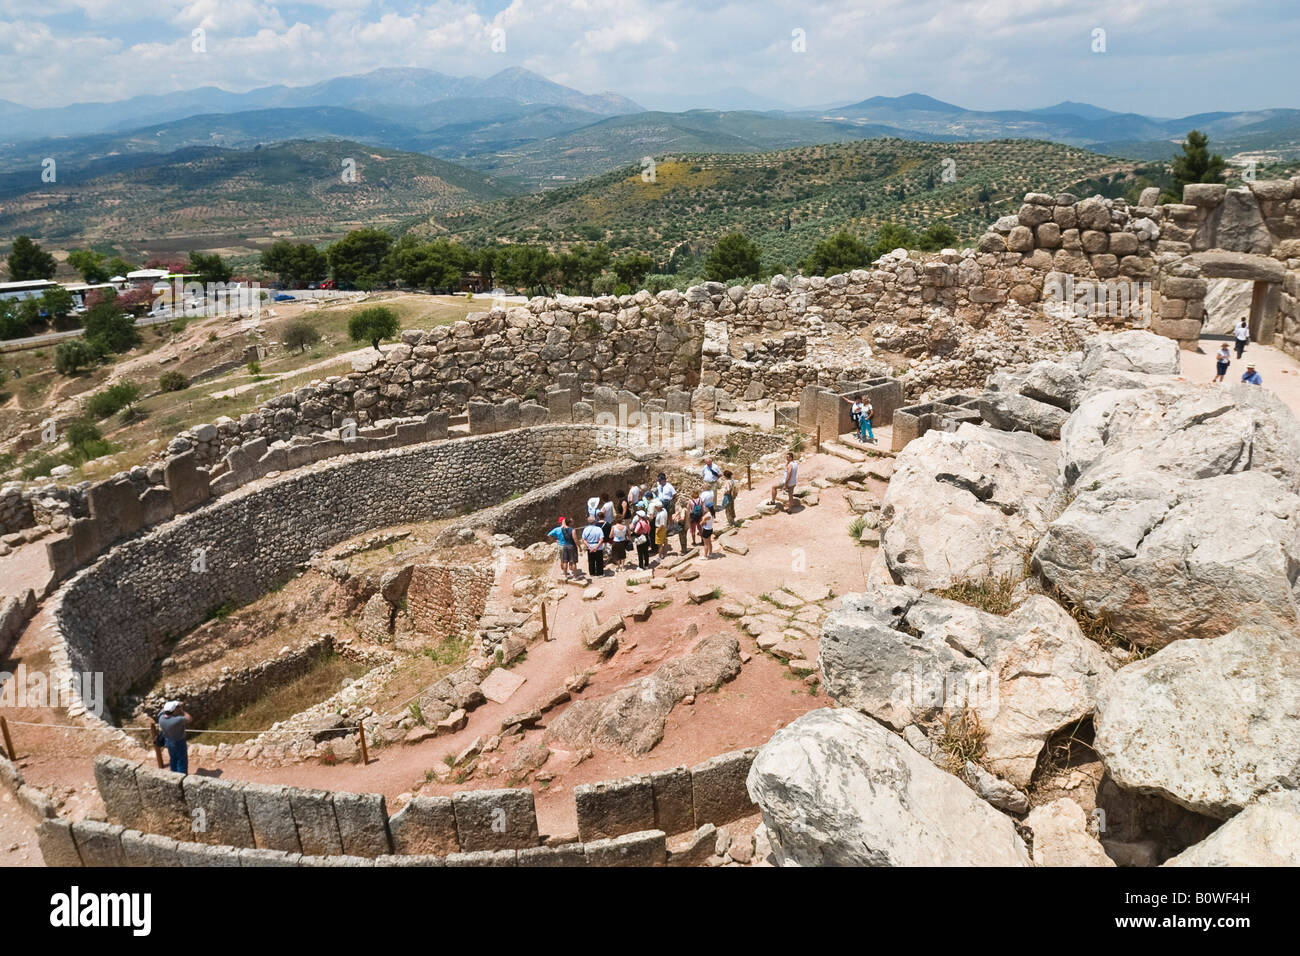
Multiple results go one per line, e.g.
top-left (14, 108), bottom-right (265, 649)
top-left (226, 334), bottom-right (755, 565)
top-left (78, 748), bottom-right (759, 867)
top-left (52, 424), bottom-right (616, 700)
top-left (407, 566), bottom-right (493, 639)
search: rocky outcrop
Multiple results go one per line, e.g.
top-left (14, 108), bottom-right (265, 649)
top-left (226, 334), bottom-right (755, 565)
top-left (1165, 790), bottom-right (1300, 866)
top-left (1094, 625), bottom-right (1300, 819)
top-left (880, 423), bottom-right (1061, 590)
top-left (1035, 472), bottom-right (1300, 646)
top-left (820, 587), bottom-right (1113, 788)
top-left (1058, 382), bottom-right (1300, 492)
top-left (746, 708), bottom-right (1031, 866)
top-left (1079, 330), bottom-right (1181, 379)
top-left (545, 633), bottom-right (741, 756)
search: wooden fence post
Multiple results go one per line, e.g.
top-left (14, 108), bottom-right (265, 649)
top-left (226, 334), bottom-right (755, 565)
top-left (0, 716), bottom-right (15, 761)
top-left (358, 720), bottom-right (369, 766)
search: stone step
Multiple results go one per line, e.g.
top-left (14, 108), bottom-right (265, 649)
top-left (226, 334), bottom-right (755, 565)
top-left (839, 434), bottom-right (896, 458)
top-left (822, 442), bottom-right (867, 463)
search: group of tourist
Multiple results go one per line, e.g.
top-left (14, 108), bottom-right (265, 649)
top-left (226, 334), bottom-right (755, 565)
top-left (546, 457), bottom-right (744, 580)
top-left (1213, 319), bottom-right (1264, 385)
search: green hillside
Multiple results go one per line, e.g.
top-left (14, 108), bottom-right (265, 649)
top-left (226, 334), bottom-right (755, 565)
top-left (0, 139), bottom-right (511, 243)
top-left (432, 138), bottom-right (1138, 270)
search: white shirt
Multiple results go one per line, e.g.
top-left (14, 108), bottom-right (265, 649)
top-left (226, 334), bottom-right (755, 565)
top-left (601, 500), bottom-right (615, 523)
top-left (654, 508), bottom-right (667, 528)
top-left (587, 496), bottom-right (601, 517)
top-left (1235, 325), bottom-right (1250, 341)
top-left (701, 462), bottom-right (721, 483)
top-left (627, 485), bottom-right (641, 505)
top-left (786, 461), bottom-right (798, 486)
top-left (700, 489), bottom-right (715, 508)
top-left (657, 481), bottom-right (676, 502)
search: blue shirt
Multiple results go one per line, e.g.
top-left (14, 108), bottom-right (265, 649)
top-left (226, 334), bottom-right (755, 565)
top-left (1242, 371), bottom-right (1262, 385)
top-left (580, 524), bottom-right (605, 549)
top-left (548, 525), bottom-right (568, 547)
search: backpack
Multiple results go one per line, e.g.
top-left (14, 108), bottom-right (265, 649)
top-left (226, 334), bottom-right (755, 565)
top-left (691, 500), bottom-right (703, 521)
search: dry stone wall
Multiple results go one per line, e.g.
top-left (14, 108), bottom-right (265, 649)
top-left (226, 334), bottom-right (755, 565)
top-left (51, 424), bottom-right (616, 703)
top-left (76, 748), bottom-right (760, 867)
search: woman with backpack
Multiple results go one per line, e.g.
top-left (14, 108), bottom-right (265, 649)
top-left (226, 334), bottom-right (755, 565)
top-left (699, 503), bottom-right (716, 558)
top-left (688, 491), bottom-right (706, 547)
top-left (631, 505), bottom-right (653, 569)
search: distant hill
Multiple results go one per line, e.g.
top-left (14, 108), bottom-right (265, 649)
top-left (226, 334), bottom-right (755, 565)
top-left (0, 139), bottom-right (510, 243)
top-left (433, 138), bottom-right (1137, 270)
top-left (0, 67), bottom-right (643, 144)
top-left (454, 110), bottom-right (950, 187)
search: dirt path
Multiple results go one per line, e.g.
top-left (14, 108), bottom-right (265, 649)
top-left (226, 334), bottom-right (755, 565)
top-left (1184, 338), bottom-right (1300, 417)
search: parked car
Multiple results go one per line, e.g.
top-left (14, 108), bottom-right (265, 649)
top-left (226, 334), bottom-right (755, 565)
top-left (273, 293), bottom-right (296, 302)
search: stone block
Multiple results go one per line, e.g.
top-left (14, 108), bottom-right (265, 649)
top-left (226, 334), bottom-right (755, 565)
top-left (518, 844), bottom-right (587, 867)
top-left (332, 790), bottom-right (392, 858)
top-left (375, 854), bottom-right (446, 867)
top-left (71, 820), bottom-right (127, 866)
top-left (93, 755), bottom-right (144, 828)
top-left (452, 788), bottom-right (539, 851)
top-left (164, 451), bottom-right (211, 512)
top-left (238, 847), bottom-right (301, 867)
top-left (134, 765), bottom-right (193, 841)
top-left (574, 775), bottom-right (657, 842)
top-left (288, 788), bottom-right (344, 856)
top-left (121, 829), bottom-right (181, 867)
top-left (388, 795), bottom-right (459, 856)
top-left (242, 781), bottom-right (301, 853)
top-left (691, 749), bottom-right (758, 827)
top-left (173, 841), bottom-right (241, 866)
top-left (583, 830), bottom-right (667, 867)
top-left (183, 775), bottom-right (254, 848)
top-left (444, 850), bottom-right (518, 867)
top-left (36, 819), bottom-right (83, 867)
top-left (139, 486), bottom-right (175, 525)
top-left (650, 766), bottom-right (695, 836)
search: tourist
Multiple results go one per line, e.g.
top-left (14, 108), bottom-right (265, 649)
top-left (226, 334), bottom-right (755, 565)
top-left (1213, 343), bottom-right (1232, 383)
top-left (1241, 363), bottom-right (1262, 386)
top-left (627, 483), bottom-right (641, 508)
top-left (654, 472), bottom-right (676, 509)
top-left (600, 491), bottom-right (616, 537)
top-left (581, 516), bottom-right (606, 577)
top-left (688, 490), bottom-right (706, 546)
top-left (631, 506), bottom-right (653, 569)
top-left (768, 452), bottom-right (798, 510)
top-left (719, 470), bottom-right (738, 527)
top-left (586, 493), bottom-right (601, 521)
top-left (1234, 319), bottom-right (1250, 359)
top-left (700, 503), bottom-right (715, 558)
top-left (615, 489), bottom-right (632, 523)
top-left (654, 498), bottom-right (669, 558)
top-left (548, 516), bottom-right (578, 579)
top-left (610, 514), bottom-right (629, 569)
top-left (673, 496), bottom-right (691, 553)
top-left (157, 700), bottom-right (191, 775)
top-left (701, 456), bottom-right (722, 487)
top-left (860, 398), bottom-right (875, 443)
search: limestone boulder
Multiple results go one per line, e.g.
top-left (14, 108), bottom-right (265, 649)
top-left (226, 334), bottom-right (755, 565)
top-left (1165, 790), bottom-right (1300, 866)
top-left (1034, 472), bottom-right (1300, 647)
top-left (746, 708), bottom-right (1032, 867)
top-left (1025, 798), bottom-right (1115, 867)
top-left (880, 423), bottom-right (1061, 590)
top-left (1058, 382), bottom-right (1300, 493)
top-left (1079, 330), bottom-right (1180, 380)
top-left (1094, 625), bottom-right (1300, 818)
top-left (820, 587), bottom-right (1114, 788)
top-left (978, 391), bottom-right (1069, 439)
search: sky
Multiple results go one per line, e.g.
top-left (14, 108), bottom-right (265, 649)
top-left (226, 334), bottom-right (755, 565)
top-left (0, 0), bottom-right (1297, 116)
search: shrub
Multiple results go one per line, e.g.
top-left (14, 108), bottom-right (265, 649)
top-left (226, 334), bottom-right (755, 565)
top-left (281, 319), bottom-right (322, 353)
top-left (63, 420), bottom-right (114, 464)
top-left (247, 359), bottom-right (261, 376)
top-left (85, 381), bottom-right (141, 419)
top-left (55, 339), bottom-right (97, 376)
top-left (159, 370), bottom-right (190, 391)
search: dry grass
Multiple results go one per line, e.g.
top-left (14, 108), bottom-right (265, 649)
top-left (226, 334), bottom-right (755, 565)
top-left (195, 651), bottom-right (370, 744)
top-left (936, 708), bottom-right (987, 773)
top-left (935, 573), bottom-right (1023, 617)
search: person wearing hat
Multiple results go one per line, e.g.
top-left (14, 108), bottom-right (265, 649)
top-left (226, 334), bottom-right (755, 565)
top-left (653, 473), bottom-right (676, 508)
top-left (1241, 363), bottom-right (1262, 385)
top-left (547, 516), bottom-right (579, 579)
top-left (157, 700), bottom-right (192, 774)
